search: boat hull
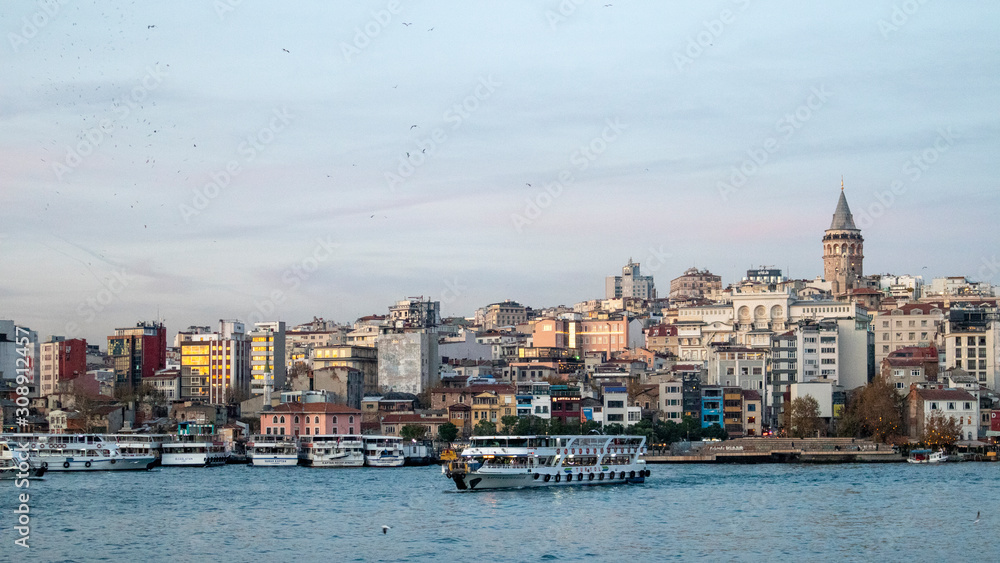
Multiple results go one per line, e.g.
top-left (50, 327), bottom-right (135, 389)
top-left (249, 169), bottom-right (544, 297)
top-left (161, 453), bottom-right (229, 467)
top-left (33, 455), bottom-right (155, 471)
top-left (366, 456), bottom-right (405, 467)
top-left (249, 455), bottom-right (299, 467)
top-left (450, 468), bottom-right (646, 490)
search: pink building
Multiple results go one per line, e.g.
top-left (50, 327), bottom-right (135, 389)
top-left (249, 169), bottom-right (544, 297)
top-left (580, 318), bottom-right (630, 356)
top-left (260, 402), bottom-right (362, 437)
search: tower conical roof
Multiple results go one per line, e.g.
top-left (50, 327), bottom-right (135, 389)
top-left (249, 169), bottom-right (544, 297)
top-left (829, 189), bottom-right (858, 231)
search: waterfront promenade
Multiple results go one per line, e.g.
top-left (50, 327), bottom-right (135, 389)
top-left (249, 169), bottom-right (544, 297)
top-left (647, 437), bottom-right (904, 463)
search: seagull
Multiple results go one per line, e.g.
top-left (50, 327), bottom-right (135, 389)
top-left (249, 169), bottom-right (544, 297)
top-left (427, 27), bottom-right (434, 31)
top-left (282, 48), bottom-right (289, 53)
top-left (381, 525), bottom-right (391, 534)
top-left (974, 511), bottom-right (980, 524)
top-left (402, 22), bottom-right (412, 26)
top-left (147, 25), bottom-right (156, 29)
top-left (410, 125), bottom-right (417, 129)
top-left (525, 183), bottom-right (531, 187)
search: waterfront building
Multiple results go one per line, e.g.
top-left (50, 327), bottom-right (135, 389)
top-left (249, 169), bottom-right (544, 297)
top-left (669, 268), bottom-right (722, 301)
top-left (602, 385), bottom-right (628, 426)
top-left (178, 320), bottom-right (250, 405)
top-left (287, 366), bottom-right (364, 409)
top-left (742, 390), bottom-right (762, 436)
top-left (39, 337), bottom-right (87, 397)
top-left (380, 413), bottom-right (449, 438)
top-left (606, 259), bottom-right (656, 300)
top-left (471, 388), bottom-right (517, 426)
top-left (107, 322), bottom-right (167, 391)
top-left (787, 381), bottom-right (846, 429)
top-left (906, 387), bottom-right (979, 442)
top-left (147, 370), bottom-right (180, 401)
top-left (701, 386), bottom-right (723, 429)
top-left (377, 331), bottom-right (440, 395)
top-left (249, 321), bottom-right (286, 397)
top-left (0, 321), bottom-right (39, 396)
top-left (658, 378), bottom-right (684, 422)
top-left (550, 385), bottom-right (582, 426)
top-left (261, 402), bottom-right (362, 437)
top-left (822, 186), bottom-right (865, 296)
top-left (311, 345), bottom-right (378, 395)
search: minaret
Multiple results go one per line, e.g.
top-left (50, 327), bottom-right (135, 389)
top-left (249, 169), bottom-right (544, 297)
top-left (822, 179), bottom-right (864, 296)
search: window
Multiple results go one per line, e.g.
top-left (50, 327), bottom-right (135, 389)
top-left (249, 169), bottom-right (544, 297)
top-left (964, 402), bottom-right (972, 410)
top-left (349, 416), bottom-right (354, 424)
top-left (294, 416), bottom-right (300, 423)
top-left (911, 370), bottom-right (921, 377)
top-left (607, 401), bottom-right (624, 409)
top-left (895, 382), bottom-right (904, 389)
top-left (280, 416), bottom-right (285, 423)
top-left (947, 403), bottom-right (955, 410)
top-left (305, 427), bottom-right (310, 435)
top-left (349, 427), bottom-right (354, 434)
top-left (930, 402), bottom-right (938, 410)
top-left (956, 348), bottom-right (962, 358)
top-left (748, 404), bottom-right (756, 412)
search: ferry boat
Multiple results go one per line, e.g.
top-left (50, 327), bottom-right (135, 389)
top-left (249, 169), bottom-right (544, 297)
top-left (444, 435), bottom-right (650, 490)
top-left (363, 435), bottom-right (405, 467)
top-left (4, 434), bottom-right (155, 471)
top-left (0, 440), bottom-right (45, 479)
top-left (160, 423), bottom-right (229, 467)
top-left (103, 434), bottom-right (168, 465)
top-left (299, 435), bottom-right (365, 468)
top-left (907, 449), bottom-right (948, 464)
top-left (247, 434), bottom-right (300, 467)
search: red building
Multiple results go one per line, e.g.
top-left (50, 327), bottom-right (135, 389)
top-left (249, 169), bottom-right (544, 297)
top-left (261, 402), bottom-right (362, 437)
top-left (550, 385), bottom-right (582, 426)
top-left (107, 322), bottom-right (167, 390)
top-left (39, 338), bottom-right (87, 396)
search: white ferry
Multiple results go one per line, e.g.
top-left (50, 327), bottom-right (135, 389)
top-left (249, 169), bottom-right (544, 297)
top-left (0, 440), bottom-right (45, 479)
top-left (299, 435), bottom-right (365, 468)
top-left (444, 435), bottom-right (650, 490)
top-left (4, 434), bottom-right (155, 471)
top-left (248, 434), bottom-right (300, 467)
top-left (363, 436), bottom-right (405, 467)
top-left (160, 423), bottom-right (229, 467)
top-left (103, 434), bottom-right (168, 465)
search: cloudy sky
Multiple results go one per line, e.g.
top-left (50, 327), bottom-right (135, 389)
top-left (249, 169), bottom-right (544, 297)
top-left (2, 1), bottom-right (998, 345)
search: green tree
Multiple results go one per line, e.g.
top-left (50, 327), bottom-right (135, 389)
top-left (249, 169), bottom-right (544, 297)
top-left (581, 420), bottom-right (602, 435)
top-left (473, 419), bottom-right (497, 436)
top-left (500, 415), bottom-right (520, 435)
top-left (701, 423), bottom-right (728, 441)
top-left (400, 424), bottom-right (428, 440)
top-left (437, 422), bottom-right (459, 444)
top-left (603, 423), bottom-right (626, 435)
top-left (515, 415), bottom-right (547, 436)
top-left (789, 396), bottom-right (821, 438)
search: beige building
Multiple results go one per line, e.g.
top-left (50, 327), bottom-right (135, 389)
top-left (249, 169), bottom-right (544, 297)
top-left (480, 300), bottom-right (529, 331)
top-left (669, 267), bottom-right (722, 300)
top-left (311, 345), bottom-right (379, 394)
top-left (873, 303), bottom-right (945, 366)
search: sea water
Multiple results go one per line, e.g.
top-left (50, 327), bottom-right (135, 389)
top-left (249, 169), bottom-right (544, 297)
top-left (1, 463), bottom-right (998, 562)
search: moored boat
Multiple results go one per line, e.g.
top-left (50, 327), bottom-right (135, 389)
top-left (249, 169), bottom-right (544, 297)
top-left (299, 434), bottom-right (365, 467)
top-left (161, 422), bottom-right (229, 467)
top-left (0, 440), bottom-right (45, 479)
top-left (3, 433), bottom-right (155, 471)
top-left (247, 434), bottom-right (299, 467)
top-left (444, 435), bottom-right (650, 490)
top-left (363, 435), bottom-right (405, 467)
top-left (907, 449), bottom-right (948, 464)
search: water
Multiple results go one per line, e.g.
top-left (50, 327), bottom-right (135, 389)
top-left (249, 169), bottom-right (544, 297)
top-left (2, 463), bottom-right (998, 562)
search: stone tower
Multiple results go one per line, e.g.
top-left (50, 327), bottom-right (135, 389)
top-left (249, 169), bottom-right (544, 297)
top-left (822, 182), bottom-right (864, 295)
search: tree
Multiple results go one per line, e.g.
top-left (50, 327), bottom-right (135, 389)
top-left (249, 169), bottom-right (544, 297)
top-left (500, 415), bottom-right (520, 435)
top-left (603, 423), bottom-right (626, 436)
top-left (581, 420), bottom-right (602, 435)
top-left (701, 423), bottom-right (728, 441)
top-left (515, 415), bottom-right (547, 436)
top-left (437, 422), bottom-right (459, 444)
top-left (921, 412), bottom-right (961, 449)
top-left (842, 377), bottom-right (905, 442)
top-left (473, 419), bottom-right (496, 436)
top-left (789, 396), bottom-right (821, 438)
top-left (400, 424), bottom-right (428, 441)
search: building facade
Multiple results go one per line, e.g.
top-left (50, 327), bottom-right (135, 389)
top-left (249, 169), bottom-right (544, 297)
top-left (606, 259), bottom-right (656, 300)
top-left (249, 321), bottom-right (286, 397)
top-left (108, 322), bottom-right (167, 391)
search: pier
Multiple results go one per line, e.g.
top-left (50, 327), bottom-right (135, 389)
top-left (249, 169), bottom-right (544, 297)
top-left (646, 437), bottom-right (904, 464)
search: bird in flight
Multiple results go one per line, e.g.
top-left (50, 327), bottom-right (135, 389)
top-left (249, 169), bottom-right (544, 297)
top-left (526, 183), bottom-right (531, 187)
top-left (283, 48), bottom-right (289, 53)
top-left (974, 511), bottom-right (980, 524)
top-left (382, 525), bottom-right (391, 534)
top-left (427, 27), bottom-right (434, 31)
top-left (402, 22), bottom-right (412, 26)
top-left (410, 125), bottom-right (417, 129)
top-left (147, 25), bottom-right (156, 29)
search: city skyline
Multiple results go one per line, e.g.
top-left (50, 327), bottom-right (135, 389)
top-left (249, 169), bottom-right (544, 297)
top-left (3, 1), bottom-right (999, 344)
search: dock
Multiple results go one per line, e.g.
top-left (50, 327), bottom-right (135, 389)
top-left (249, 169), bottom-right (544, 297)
top-left (646, 437), bottom-right (904, 464)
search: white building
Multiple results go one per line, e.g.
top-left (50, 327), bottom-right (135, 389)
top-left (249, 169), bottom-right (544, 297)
top-left (658, 379), bottom-right (684, 422)
top-left (377, 331), bottom-right (440, 395)
top-left (602, 385), bottom-right (628, 426)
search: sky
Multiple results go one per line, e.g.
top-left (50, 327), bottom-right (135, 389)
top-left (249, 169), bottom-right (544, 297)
top-left (1, 1), bottom-right (999, 345)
